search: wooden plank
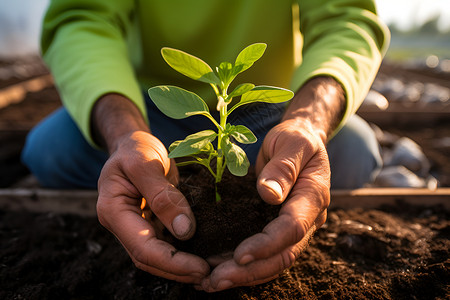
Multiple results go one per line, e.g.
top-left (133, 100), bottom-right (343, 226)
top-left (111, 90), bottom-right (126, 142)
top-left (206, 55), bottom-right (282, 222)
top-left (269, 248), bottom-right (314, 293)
top-left (331, 188), bottom-right (450, 210)
top-left (0, 188), bottom-right (97, 216)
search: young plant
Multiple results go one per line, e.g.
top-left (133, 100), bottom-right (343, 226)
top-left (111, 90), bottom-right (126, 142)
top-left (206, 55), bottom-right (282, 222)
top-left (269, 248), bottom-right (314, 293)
top-left (148, 43), bottom-right (293, 201)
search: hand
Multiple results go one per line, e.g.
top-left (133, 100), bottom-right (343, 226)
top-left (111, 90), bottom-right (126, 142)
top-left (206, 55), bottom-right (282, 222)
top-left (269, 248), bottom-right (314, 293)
top-left (200, 118), bottom-right (331, 292)
top-left (198, 77), bottom-right (342, 292)
top-left (96, 131), bottom-right (210, 284)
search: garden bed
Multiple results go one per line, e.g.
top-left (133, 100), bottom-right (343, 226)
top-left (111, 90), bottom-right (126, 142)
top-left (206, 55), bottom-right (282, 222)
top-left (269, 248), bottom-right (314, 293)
top-left (0, 57), bottom-right (449, 299)
top-left (1, 178), bottom-right (449, 299)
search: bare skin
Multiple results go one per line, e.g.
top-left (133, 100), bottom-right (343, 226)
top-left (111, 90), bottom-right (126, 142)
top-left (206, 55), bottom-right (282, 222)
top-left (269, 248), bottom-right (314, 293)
top-left (93, 94), bottom-right (210, 284)
top-left (93, 76), bottom-right (345, 290)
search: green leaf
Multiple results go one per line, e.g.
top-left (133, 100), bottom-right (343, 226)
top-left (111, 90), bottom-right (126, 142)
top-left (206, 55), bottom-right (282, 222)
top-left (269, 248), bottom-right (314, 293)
top-left (148, 85), bottom-right (210, 119)
top-left (168, 130), bottom-right (217, 158)
top-left (221, 137), bottom-right (250, 176)
top-left (240, 86), bottom-right (294, 105)
top-left (161, 47), bottom-right (220, 84)
top-left (217, 62), bottom-right (234, 85)
top-left (233, 43), bottom-right (267, 76)
top-left (229, 125), bottom-right (257, 144)
top-left (228, 83), bottom-right (255, 99)
top-left (170, 140), bottom-right (216, 153)
top-left (168, 140), bottom-right (181, 152)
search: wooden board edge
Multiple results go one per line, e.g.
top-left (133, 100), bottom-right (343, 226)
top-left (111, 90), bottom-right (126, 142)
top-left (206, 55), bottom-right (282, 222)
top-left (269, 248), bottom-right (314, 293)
top-left (331, 188), bottom-right (450, 210)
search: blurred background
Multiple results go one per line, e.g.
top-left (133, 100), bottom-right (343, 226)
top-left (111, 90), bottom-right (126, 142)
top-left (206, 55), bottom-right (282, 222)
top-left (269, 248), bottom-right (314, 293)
top-left (0, 0), bottom-right (449, 189)
top-left (0, 0), bottom-right (449, 61)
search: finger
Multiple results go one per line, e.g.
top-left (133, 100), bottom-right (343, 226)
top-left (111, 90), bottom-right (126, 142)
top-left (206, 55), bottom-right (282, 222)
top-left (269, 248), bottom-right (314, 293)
top-left (129, 159), bottom-right (195, 240)
top-left (130, 246), bottom-right (209, 284)
top-left (206, 251), bottom-right (233, 267)
top-left (255, 123), bottom-right (324, 205)
top-left (256, 155), bottom-right (298, 204)
top-left (201, 272), bottom-right (279, 292)
top-left (201, 234), bottom-right (312, 292)
top-left (167, 158), bottom-right (179, 186)
top-left (98, 197), bottom-right (209, 283)
top-left (235, 157), bottom-right (330, 264)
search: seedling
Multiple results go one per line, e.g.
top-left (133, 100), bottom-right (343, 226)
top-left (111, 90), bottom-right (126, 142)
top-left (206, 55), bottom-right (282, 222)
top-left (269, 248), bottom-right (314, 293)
top-left (148, 43), bottom-right (293, 201)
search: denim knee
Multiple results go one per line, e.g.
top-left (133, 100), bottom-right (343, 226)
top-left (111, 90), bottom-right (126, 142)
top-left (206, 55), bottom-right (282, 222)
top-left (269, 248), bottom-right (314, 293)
top-left (21, 108), bottom-right (107, 189)
top-left (328, 115), bottom-right (382, 189)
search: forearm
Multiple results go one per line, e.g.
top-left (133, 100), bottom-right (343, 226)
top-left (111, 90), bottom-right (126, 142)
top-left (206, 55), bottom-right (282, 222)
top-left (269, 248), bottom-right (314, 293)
top-left (91, 93), bottom-right (150, 154)
top-left (292, 0), bottom-right (389, 135)
top-left (282, 76), bottom-right (345, 143)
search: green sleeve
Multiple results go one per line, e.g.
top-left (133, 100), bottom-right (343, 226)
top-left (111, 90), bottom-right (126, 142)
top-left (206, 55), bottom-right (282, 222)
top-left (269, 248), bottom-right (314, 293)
top-left (291, 0), bottom-right (390, 136)
top-left (41, 0), bottom-right (147, 148)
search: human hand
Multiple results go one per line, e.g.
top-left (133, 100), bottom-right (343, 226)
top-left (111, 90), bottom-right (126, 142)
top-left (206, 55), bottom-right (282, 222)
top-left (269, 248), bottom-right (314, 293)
top-left (200, 118), bottom-right (330, 292)
top-left (96, 131), bottom-right (210, 284)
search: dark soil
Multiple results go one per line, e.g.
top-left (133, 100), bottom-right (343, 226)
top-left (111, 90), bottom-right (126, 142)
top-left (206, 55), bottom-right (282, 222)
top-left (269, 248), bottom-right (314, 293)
top-left (1, 181), bottom-right (448, 299)
top-left (174, 166), bottom-right (279, 258)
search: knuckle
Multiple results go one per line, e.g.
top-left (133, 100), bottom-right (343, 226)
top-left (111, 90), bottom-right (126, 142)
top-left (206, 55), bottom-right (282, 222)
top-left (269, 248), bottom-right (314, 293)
top-left (302, 177), bottom-right (331, 212)
top-left (278, 157), bottom-right (299, 183)
top-left (316, 210), bottom-right (328, 228)
top-left (245, 272), bottom-right (258, 285)
top-left (280, 249), bottom-right (297, 270)
top-left (96, 199), bottom-right (110, 228)
top-left (132, 257), bottom-right (145, 271)
top-left (292, 217), bottom-right (310, 242)
top-left (321, 191), bottom-right (331, 211)
top-left (317, 180), bottom-right (331, 211)
top-left (149, 187), bottom-right (173, 213)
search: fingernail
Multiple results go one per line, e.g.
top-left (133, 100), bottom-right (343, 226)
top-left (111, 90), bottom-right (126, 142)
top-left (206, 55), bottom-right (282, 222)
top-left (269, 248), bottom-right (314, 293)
top-left (217, 280), bottom-right (233, 290)
top-left (239, 254), bottom-right (254, 265)
top-left (172, 214), bottom-right (192, 238)
top-left (263, 179), bottom-right (283, 198)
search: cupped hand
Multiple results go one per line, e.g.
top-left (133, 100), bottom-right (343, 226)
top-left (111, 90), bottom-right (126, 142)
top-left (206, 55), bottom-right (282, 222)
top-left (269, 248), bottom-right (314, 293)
top-left (96, 131), bottom-right (210, 284)
top-left (200, 119), bottom-right (330, 292)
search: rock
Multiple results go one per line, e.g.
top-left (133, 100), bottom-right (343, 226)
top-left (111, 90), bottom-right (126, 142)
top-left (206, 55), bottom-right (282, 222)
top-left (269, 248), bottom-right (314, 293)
top-left (381, 78), bottom-right (405, 102)
top-left (438, 59), bottom-right (450, 73)
top-left (421, 83), bottom-right (450, 104)
top-left (373, 166), bottom-right (427, 188)
top-left (385, 137), bottom-right (430, 177)
top-left (431, 137), bottom-right (450, 150)
top-left (362, 90), bottom-right (389, 110)
top-left (403, 82), bottom-right (424, 103)
top-left (370, 123), bottom-right (399, 147)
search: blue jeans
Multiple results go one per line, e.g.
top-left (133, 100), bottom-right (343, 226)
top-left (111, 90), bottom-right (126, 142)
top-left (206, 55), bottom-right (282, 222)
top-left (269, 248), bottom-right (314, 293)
top-left (21, 95), bottom-right (382, 189)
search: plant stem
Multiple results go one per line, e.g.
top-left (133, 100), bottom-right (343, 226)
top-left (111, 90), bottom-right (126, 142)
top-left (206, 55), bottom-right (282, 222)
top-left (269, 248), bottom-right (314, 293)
top-left (213, 85), bottom-right (229, 202)
top-left (215, 107), bottom-right (225, 178)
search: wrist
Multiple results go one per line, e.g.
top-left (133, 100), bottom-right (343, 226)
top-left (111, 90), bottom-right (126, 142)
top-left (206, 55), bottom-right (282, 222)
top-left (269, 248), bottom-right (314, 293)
top-left (91, 93), bottom-right (150, 154)
top-left (282, 77), bottom-right (345, 143)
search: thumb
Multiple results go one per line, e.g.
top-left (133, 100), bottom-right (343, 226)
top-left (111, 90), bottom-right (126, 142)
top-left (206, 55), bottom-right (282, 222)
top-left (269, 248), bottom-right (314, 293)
top-left (134, 160), bottom-right (196, 240)
top-left (255, 149), bottom-right (300, 205)
top-left (126, 136), bottom-right (196, 241)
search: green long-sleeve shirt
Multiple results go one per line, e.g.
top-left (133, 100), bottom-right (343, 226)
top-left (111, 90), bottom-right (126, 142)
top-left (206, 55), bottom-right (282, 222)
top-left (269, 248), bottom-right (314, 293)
top-left (41, 0), bottom-right (389, 147)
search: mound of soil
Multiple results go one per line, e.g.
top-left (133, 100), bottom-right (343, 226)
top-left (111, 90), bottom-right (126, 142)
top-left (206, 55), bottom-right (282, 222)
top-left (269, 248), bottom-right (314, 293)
top-left (1, 171), bottom-right (448, 299)
top-left (174, 166), bottom-right (279, 258)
